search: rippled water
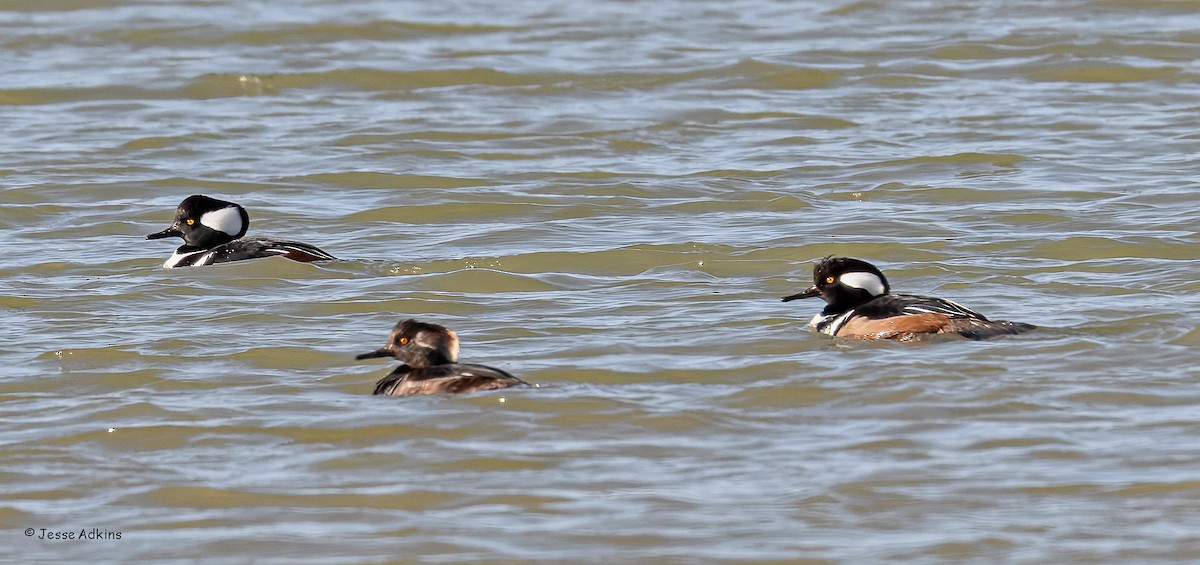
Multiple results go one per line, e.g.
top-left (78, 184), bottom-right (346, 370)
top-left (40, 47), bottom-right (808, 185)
top-left (3, 0), bottom-right (1199, 562)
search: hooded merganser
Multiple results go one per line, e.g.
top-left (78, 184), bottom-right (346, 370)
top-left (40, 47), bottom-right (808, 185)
top-left (146, 194), bottom-right (336, 268)
top-left (356, 319), bottom-right (530, 396)
top-left (781, 256), bottom-right (1035, 341)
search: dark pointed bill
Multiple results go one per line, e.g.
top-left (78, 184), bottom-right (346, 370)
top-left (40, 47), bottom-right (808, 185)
top-left (355, 348), bottom-right (392, 360)
top-left (781, 286), bottom-right (819, 302)
top-left (146, 224), bottom-right (181, 240)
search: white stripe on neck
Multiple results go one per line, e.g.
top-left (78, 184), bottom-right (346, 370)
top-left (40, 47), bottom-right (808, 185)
top-left (163, 249), bottom-right (207, 268)
top-left (839, 272), bottom-right (886, 296)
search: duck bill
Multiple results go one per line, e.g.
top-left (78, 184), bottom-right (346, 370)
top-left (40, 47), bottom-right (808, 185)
top-left (355, 348), bottom-right (392, 360)
top-left (781, 286), bottom-right (820, 302)
top-left (146, 224), bottom-right (182, 240)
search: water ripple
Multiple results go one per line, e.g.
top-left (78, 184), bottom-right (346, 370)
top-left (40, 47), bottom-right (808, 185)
top-left (3, 0), bottom-right (1200, 562)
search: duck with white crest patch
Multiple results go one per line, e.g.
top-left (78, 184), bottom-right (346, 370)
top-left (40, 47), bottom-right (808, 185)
top-left (146, 194), bottom-right (337, 268)
top-left (781, 256), bottom-right (1035, 341)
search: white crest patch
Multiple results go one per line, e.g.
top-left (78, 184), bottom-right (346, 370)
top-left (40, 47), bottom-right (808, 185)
top-left (415, 328), bottom-right (460, 363)
top-left (199, 206), bottom-right (245, 236)
top-left (839, 272), bottom-right (886, 296)
top-left (445, 329), bottom-right (460, 363)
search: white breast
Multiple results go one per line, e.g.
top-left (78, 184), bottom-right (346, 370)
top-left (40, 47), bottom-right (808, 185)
top-left (162, 249), bottom-right (215, 268)
top-left (809, 311), bottom-right (856, 336)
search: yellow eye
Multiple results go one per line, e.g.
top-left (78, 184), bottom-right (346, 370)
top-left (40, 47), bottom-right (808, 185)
top-left (185, 218), bottom-right (195, 226)
top-left (398, 337), bottom-right (409, 345)
top-left (825, 276), bottom-right (836, 284)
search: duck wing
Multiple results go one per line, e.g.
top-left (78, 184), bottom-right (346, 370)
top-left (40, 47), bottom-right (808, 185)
top-left (374, 364), bottom-right (528, 397)
top-left (212, 238), bottom-right (336, 263)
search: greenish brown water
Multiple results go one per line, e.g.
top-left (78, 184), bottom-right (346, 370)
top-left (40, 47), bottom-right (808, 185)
top-left (3, 0), bottom-right (1200, 562)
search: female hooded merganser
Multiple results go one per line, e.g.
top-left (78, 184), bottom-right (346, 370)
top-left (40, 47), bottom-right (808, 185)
top-left (782, 256), bottom-right (1034, 341)
top-left (146, 194), bottom-right (336, 268)
top-left (356, 319), bottom-right (530, 396)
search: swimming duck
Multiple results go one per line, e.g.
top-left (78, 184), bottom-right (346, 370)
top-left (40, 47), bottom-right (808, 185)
top-left (356, 319), bottom-right (530, 396)
top-left (782, 256), bottom-right (1034, 341)
top-left (147, 194), bottom-right (336, 268)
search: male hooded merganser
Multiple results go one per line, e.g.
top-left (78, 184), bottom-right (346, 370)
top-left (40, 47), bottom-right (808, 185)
top-left (781, 256), bottom-right (1034, 341)
top-left (146, 194), bottom-right (336, 268)
top-left (356, 319), bottom-right (530, 396)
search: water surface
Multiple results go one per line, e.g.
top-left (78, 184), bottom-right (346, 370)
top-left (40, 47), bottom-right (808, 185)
top-left (2, 0), bottom-right (1199, 562)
